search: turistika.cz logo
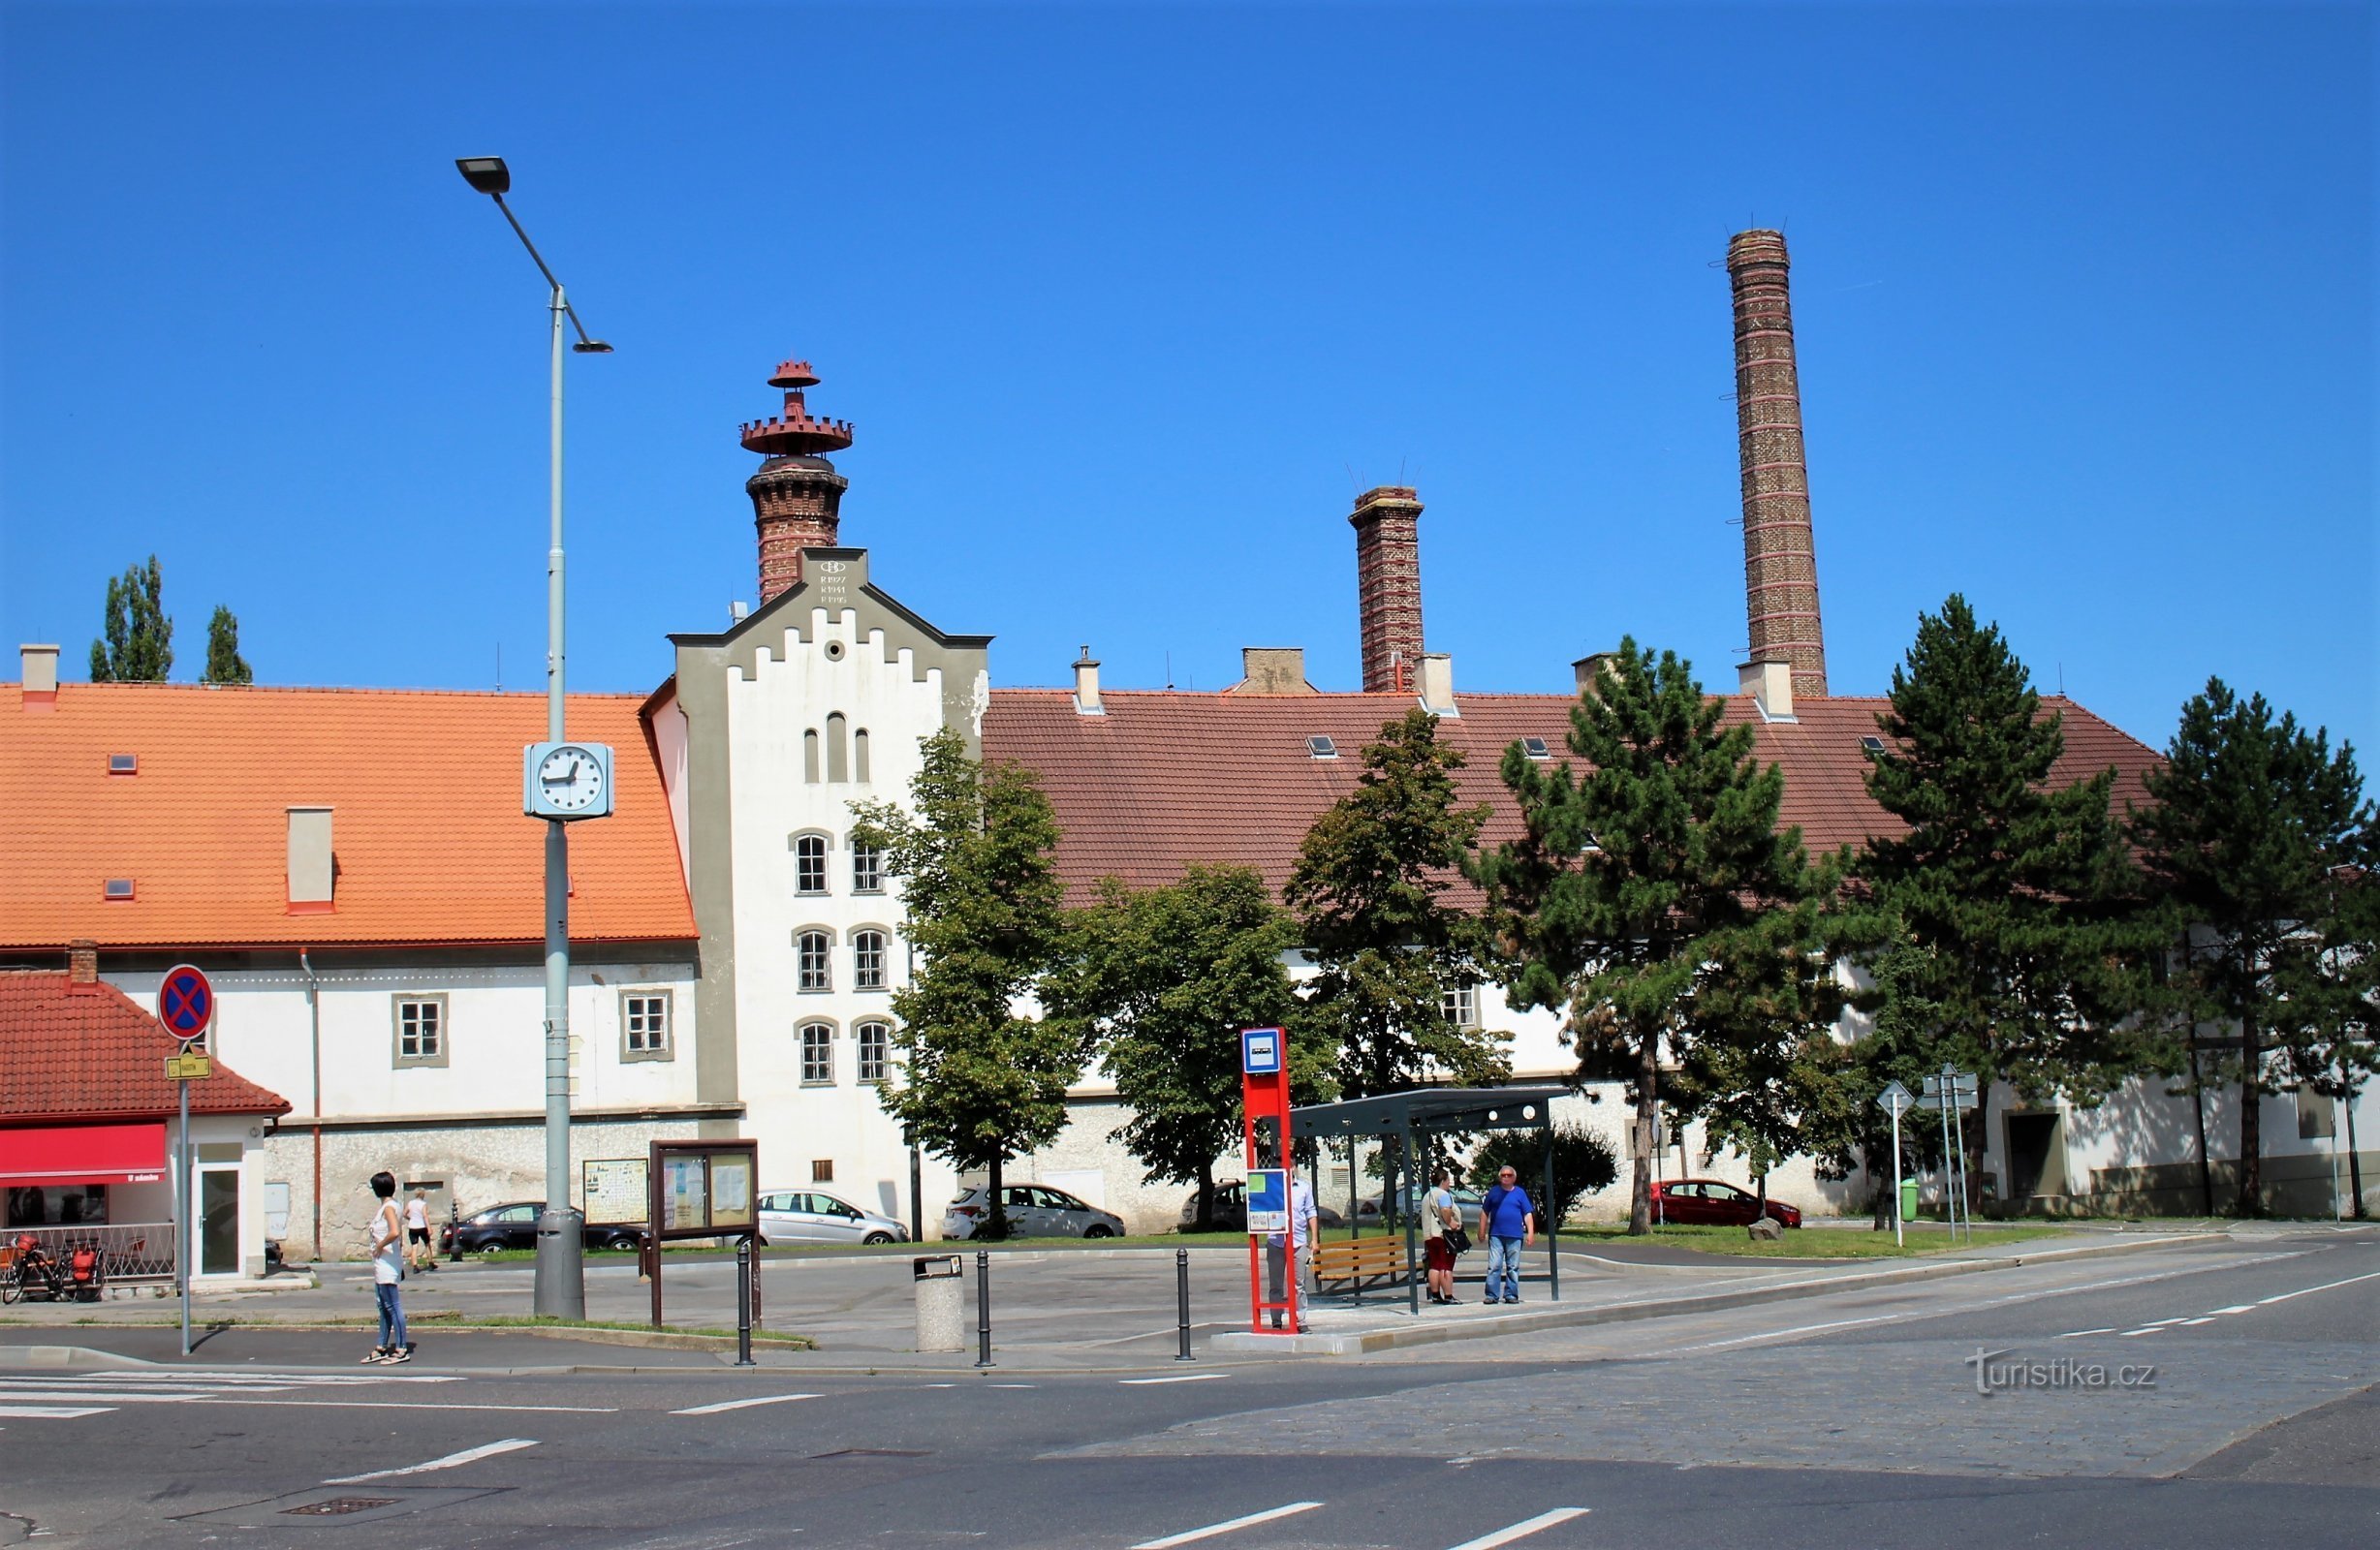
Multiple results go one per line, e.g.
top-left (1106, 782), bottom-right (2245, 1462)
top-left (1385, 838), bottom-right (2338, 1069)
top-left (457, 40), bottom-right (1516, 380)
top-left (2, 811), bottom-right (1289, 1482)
top-left (1964, 1347), bottom-right (2158, 1396)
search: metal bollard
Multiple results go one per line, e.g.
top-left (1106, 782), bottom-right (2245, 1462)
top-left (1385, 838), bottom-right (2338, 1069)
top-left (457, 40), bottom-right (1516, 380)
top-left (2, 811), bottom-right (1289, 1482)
top-left (448, 1200), bottom-right (462, 1264)
top-left (1174, 1247), bottom-right (1193, 1362)
top-left (974, 1249), bottom-right (993, 1369)
top-left (734, 1237), bottom-right (756, 1367)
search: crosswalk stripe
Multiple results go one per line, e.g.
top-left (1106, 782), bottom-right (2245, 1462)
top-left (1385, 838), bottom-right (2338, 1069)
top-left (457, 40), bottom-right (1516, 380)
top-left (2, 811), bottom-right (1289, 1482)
top-left (1446, 1507), bottom-right (1591, 1549)
top-left (0, 1405), bottom-right (113, 1419)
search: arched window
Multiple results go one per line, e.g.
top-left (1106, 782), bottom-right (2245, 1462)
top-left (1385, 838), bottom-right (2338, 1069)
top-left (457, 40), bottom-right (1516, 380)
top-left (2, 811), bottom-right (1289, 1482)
top-left (826, 712), bottom-right (850, 783)
top-left (853, 728), bottom-right (870, 783)
top-left (851, 839), bottom-right (885, 894)
top-left (856, 1020), bottom-right (892, 1085)
top-left (797, 929), bottom-right (831, 992)
top-left (793, 833), bottom-right (829, 895)
top-left (799, 1021), bottom-right (835, 1085)
top-left (852, 929), bottom-right (888, 991)
top-left (802, 728), bottom-right (821, 784)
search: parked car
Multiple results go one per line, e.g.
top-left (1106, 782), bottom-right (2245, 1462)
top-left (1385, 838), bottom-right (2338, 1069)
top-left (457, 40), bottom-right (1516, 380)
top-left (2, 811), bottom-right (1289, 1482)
top-left (1648, 1178), bottom-right (1801, 1228)
top-left (439, 1202), bottom-right (644, 1255)
top-left (1176, 1180), bottom-right (1347, 1232)
top-left (756, 1189), bottom-right (908, 1246)
top-left (943, 1185), bottom-right (1126, 1240)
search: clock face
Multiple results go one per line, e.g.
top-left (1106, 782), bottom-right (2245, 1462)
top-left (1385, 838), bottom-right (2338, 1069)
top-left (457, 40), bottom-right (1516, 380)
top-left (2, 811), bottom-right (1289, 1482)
top-left (536, 745), bottom-right (606, 812)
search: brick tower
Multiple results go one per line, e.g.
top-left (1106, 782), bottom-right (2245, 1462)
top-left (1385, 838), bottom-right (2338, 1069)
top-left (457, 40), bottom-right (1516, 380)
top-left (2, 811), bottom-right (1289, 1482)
top-left (1726, 231), bottom-right (1829, 699)
top-left (741, 359), bottom-right (855, 604)
top-left (1349, 485), bottom-right (1425, 694)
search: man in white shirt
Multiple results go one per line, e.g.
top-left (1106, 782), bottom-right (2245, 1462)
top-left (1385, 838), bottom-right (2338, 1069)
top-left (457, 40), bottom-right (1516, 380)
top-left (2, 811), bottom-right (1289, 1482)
top-left (1266, 1174), bottom-right (1319, 1328)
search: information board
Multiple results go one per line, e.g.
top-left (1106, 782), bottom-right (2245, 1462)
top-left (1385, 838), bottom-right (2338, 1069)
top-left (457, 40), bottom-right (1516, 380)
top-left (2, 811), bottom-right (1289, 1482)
top-left (582, 1159), bottom-right (648, 1225)
top-left (1245, 1167), bottom-right (1289, 1233)
top-left (645, 1139), bottom-right (762, 1242)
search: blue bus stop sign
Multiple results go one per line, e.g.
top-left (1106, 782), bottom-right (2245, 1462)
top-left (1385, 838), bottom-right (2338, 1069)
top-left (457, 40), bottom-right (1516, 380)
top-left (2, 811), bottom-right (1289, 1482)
top-left (158, 964), bottom-right (214, 1044)
top-left (1241, 1026), bottom-right (1283, 1076)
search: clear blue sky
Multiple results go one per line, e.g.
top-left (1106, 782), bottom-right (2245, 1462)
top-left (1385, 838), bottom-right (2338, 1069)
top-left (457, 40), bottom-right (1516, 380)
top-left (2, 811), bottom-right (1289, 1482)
top-left (3, 3), bottom-right (2371, 761)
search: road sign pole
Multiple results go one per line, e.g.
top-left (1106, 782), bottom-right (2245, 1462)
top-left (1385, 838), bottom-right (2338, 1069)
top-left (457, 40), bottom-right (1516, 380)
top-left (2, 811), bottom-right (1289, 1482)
top-left (1937, 1072), bottom-right (1957, 1238)
top-left (1891, 1098), bottom-right (1904, 1248)
top-left (178, 1073), bottom-right (191, 1356)
top-left (1951, 1084), bottom-right (1972, 1243)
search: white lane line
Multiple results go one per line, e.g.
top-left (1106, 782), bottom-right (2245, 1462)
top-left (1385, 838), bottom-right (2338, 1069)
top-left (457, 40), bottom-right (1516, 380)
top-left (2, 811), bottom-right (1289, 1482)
top-left (2254, 1268), bottom-right (2380, 1306)
top-left (1129, 1501), bottom-right (1324, 1548)
top-left (672, 1393), bottom-right (821, 1415)
top-left (1119, 1373), bottom-right (1228, 1385)
top-left (2053, 1327), bottom-right (2117, 1339)
top-left (0, 1405), bottom-right (113, 1419)
top-left (2208, 1304), bottom-right (2257, 1316)
top-left (325, 1437), bottom-right (539, 1483)
top-left (986, 1382), bottom-right (1036, 1388)
top-left (2177, 1318), bottom-right (2216, 1325)
top-left (1446, 1506), bottom-right (1591, 1549)
top-left (1656, 1314), bottom-right (1896, 1354)
top-left (208, 1399), bottom-right (611, 1413)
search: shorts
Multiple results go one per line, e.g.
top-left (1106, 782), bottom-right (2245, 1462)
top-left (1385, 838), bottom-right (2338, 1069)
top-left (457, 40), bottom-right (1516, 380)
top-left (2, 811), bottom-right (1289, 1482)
top-left (406, 1227), bottom-right (430, 1245)
top-left (1424, 1236), bottom-right (1455, 1271)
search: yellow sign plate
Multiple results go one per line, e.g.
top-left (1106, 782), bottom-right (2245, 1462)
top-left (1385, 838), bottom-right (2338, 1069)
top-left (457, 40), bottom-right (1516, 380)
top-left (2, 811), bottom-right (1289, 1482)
top-left (164, 1053), bottom-right (213, 1080)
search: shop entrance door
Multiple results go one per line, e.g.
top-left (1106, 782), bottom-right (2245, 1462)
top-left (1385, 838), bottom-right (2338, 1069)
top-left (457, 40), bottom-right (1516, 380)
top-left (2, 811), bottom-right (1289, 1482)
top-left (198, 1166), bottom-right (240, 1276)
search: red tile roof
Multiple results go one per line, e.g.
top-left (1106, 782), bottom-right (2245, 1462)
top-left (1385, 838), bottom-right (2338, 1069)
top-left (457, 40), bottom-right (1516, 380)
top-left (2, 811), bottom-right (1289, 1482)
top-left (983, 690), bottom-right (2162, 905)
top-left (0, 972), bottom-right (289, 1121)
top-left (0, 684), bottom-right (695, 950)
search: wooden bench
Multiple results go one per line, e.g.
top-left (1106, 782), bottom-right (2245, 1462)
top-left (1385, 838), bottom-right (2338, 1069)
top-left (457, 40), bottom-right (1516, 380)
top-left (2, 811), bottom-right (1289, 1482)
top-left (1312, 1234), bottom-right (1412, 1300)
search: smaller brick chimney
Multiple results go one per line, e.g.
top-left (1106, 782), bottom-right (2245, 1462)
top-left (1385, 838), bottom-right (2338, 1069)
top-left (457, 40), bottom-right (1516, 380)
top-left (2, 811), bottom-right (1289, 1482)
top-left (1349, 486), bottom-right (1425, 693)
top-left (67, 939), bottom-right (99, 992)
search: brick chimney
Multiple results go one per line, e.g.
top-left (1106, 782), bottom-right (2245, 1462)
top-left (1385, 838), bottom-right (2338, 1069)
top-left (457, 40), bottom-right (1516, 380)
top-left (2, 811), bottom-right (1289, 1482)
top-left (1727, 231), bottom-right (1828, 699)
top-left (1349, 486), bottom-right (1425, 693)
top-left (66, 939), bottom-right (98, 992)
top-left (1233, 647), bottom-right (1315, 696)
top-left (739, 358), bottom-right (855, 605)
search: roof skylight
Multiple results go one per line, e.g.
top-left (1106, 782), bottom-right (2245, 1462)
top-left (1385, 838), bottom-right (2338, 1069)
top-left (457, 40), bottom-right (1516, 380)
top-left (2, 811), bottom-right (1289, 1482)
top-left (1306, 735), bottom-right (1338, 760)
top-left (1860, 735), bottom-right (1887, 754)
top-left (1522, 737), bottom-right (1550, 760)
top-left (108, 754), bottom-right (138, 774)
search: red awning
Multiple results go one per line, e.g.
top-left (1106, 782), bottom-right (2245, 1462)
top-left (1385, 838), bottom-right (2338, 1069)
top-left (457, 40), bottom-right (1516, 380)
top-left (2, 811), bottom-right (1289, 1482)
top-left (0, 1122), bottom-right (169, 1186)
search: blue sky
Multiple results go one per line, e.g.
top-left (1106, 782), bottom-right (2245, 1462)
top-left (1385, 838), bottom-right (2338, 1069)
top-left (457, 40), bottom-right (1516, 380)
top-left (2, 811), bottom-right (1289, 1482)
top-left (3, 3), bottom-right (2371, 761)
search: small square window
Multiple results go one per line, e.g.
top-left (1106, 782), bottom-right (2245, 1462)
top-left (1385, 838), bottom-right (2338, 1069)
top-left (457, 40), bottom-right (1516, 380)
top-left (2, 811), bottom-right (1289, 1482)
top-left (1307, 735), bottom-right (1337, 759)
top-left (811, 1159), bottom-right (835, 1184)
top-left (799, 1022), bottom-right (834, 1085)
top-left (1522, 737), bottom-right (1550, 760)
top-left (393, 996), bottom-right (449, 1068)
top-left (102, 879), bottom-right (136, 901)
top-left (107, 754), bottom-right (139, 775)
top-left (1440, 984), bottom-right (1479, 1028)
top-left (622, 991), bottom-right (673, 1061)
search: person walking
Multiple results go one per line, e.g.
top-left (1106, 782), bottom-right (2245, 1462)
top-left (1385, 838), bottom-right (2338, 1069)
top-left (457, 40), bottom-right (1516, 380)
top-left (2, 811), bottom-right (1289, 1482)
top-left (364, 1171), bottom-right (410, 1364)
top-left (1479, 1164), bottom-right (1535, 1304)
top-left (1422, 1168), bottom-right (1460, 1305)
top-left (403, 1190), bottom-right (434, 1274)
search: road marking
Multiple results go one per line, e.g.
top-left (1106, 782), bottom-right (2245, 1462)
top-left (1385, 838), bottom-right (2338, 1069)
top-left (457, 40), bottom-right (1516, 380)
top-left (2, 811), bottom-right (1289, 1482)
top-left (1446, 1507), bottom-right (1591, 1549)
top-left (2053, 1328), bottom-right (2116, 1339)
top-left (202, 1399), bottom-right (615, 1412)
top-left (672, 1393), bottom-right (821, 1415)
top-left (325, 1438), bottom-right (539, 1483)
top-left (1657, 1314), bottom-right (1897, 1354)
top-left (1119, 1373), bottom-right (1228, 1385)
top-left (2117, 1326), bottom-right (2162, 1337)
top-left (2177, 1317), bottom-right (2216, 1325)
top-left (1130, 1501), bottom-right (1324, 1548)
top-left (986, 1382), bottom-right (1036, 1388)
top-left (2208, 1304), bottom-right (2256, 1315)
top-left (2254, 1268), bottom-right (2380, 1306)
top-left (0, 1405), bottom-right (112, 1419)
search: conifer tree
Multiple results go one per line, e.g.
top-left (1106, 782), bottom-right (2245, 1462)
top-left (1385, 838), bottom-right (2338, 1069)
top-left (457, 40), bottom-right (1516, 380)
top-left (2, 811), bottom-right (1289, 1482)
top-left (2275, 865), bottom-right (2376, 1219)
top-left (1474, 639), bottom-right (1830, 1234)
top-left (2129, 679), bottom-right (2374, 1215)
top-left (89, 555), bottom-right (173, 682)
top-left (1284, 708), bottom-right (1507, 1099)
top-left (850, 728), bottom-right (1076, 1239)
top-left (202, 604), bottom-right (253, 686)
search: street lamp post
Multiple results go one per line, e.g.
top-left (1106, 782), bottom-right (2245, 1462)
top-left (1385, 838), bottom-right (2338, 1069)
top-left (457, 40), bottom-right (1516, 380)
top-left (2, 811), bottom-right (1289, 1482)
top-left (456, 156), bottom-right (612, 1318)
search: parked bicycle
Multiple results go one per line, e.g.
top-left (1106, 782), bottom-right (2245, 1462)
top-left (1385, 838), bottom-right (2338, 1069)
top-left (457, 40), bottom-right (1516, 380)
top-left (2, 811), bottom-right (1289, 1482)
top-left (1, 1233), bottom-right (67, 1303)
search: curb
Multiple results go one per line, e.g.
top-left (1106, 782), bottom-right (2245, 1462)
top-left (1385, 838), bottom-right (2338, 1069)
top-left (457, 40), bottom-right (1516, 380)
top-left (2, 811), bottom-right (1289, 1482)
top-left (1211, 1230), bottom-right (2237, 1355)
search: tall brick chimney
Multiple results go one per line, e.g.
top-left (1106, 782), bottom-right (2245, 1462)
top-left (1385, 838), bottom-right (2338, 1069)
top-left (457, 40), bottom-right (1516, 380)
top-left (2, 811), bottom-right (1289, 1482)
top-left (740, 358), bottom-right (855, 605)
top-left (1727, 231), bottom-right (1828, 699)
top-left (1349, 486), bottom-right (1425, 694)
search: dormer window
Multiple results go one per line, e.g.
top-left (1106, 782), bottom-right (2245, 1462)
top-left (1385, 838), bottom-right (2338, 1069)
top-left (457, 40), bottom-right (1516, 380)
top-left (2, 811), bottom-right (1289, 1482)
top-left (108, 755), bottom-right (138, 775)
top-left (1306, 736), bottom-right (1338, 760)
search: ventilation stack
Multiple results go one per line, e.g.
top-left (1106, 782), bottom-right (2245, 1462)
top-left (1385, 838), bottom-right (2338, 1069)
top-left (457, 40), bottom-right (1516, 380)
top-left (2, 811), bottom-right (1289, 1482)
top-left (1727, 231), bottom-right (1828, 699)
top-left (740, 358), bottom-right (856, 604)
top-left (1349, 485), bottom-right (1425, 694)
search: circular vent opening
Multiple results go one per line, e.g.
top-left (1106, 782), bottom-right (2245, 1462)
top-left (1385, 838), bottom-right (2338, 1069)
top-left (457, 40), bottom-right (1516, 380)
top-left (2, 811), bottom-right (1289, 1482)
top-left (824, 639), bottom-right (846, 662)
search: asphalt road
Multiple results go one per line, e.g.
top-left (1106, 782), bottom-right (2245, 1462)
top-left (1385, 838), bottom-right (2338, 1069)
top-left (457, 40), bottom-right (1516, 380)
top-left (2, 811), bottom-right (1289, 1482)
top-left (3, 1226), bottom-right (2372, 1548)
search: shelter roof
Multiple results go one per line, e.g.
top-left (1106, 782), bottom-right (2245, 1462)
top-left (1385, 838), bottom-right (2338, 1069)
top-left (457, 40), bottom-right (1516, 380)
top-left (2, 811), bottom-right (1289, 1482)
top-left (1292, 1085), bottom-right (1575, 1137)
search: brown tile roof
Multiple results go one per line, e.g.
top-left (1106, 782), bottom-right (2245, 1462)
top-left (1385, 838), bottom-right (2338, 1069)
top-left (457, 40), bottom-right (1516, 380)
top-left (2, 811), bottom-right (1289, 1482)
top-left (0, 972), bottom-right (290, 1121)
top-left (983, 689), bottom-right (2162, 905)
top-left (0, 684), bottom-right (695, 950)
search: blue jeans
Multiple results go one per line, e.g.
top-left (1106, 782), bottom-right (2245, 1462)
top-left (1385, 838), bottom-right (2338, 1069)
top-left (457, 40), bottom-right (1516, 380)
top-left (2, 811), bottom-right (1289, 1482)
top-left (1487, 1235), bottom-right (1523, 1300)
top-left (375, 1282), bottom-right (407, 1350)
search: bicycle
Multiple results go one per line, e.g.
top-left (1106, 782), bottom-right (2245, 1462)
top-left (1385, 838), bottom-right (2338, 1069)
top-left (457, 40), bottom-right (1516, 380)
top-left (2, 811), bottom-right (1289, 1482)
top-left (0, 1234), bottom-right (67, 1303)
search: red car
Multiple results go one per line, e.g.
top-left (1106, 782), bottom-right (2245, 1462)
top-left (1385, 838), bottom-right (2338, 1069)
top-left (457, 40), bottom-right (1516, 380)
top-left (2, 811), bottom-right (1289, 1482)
top-left (1649, 1179), bottom-right (1801, 1228)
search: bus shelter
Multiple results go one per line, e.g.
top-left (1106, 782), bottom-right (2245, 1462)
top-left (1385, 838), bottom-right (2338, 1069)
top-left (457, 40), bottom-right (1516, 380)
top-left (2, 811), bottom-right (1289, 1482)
top-left (1291, 1086), bottom-right (1571, 1317)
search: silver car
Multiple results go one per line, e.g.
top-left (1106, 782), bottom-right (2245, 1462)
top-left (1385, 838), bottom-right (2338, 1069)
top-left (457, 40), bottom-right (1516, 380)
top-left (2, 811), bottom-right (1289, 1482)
top-left (941, 1184), bottom-right (1125, 1240)
top-left (756, 1189), bottom-right (909, 1246)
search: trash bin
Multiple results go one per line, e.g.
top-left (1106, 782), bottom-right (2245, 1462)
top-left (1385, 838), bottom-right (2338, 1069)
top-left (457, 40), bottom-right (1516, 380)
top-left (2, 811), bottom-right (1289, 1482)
top-left (1899, 1178), bottom-right (1920, 1221)
top-left (914, 1254), bottom-right (965, 1352)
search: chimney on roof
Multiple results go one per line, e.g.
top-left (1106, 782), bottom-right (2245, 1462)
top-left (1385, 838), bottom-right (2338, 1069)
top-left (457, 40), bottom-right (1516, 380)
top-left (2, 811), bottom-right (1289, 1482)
top-left (741, 358), bottom-right (854, 605)
top-left (21, 643), bottom-right (58, 706)
top-left (1072, 646), bottom-right (1103, 716)
top-left (287, 806), bottom-right (334, 912)
top-left (1234, 647), bottom-right (1314, 696)
top-left (1349, 486), bottom-right (1425, 693)
top-left (66, 939), bottom-right (98, 991)
top-left (1738, 659), bottom-right (1796, 722)
top-left (1417, 653), bottom-right (1458, 717)
top-left (1727, 231), bottom-right (1828, 699)
top-left (1574, 652), bottom-right (1622, 699)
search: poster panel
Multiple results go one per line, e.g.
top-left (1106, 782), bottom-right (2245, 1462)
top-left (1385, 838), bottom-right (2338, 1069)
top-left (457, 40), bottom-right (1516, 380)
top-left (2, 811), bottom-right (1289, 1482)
top-left (662, 1155), bottom-right (709, 1232)
top-left (582, 1159), bottom-right (648, 1225)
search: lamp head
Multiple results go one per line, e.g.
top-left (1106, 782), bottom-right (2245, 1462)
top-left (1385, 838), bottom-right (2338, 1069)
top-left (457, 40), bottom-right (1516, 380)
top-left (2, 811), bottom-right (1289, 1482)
top-left (454, 157), bottom-right (511, 196)
top-left (572, 340), bottom-right (614, 354)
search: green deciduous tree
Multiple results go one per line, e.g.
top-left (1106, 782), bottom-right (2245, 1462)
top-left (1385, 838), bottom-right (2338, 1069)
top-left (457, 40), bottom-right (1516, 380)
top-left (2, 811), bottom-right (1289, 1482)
top-left (850, 728), bottom-right (1076, 1239)
top-left (1042, 864), bottom-right (1317, 1229)
top-left (1285, 708), bottom-right (1508, 1098)
top-left (2128, 679), bottom-right (2375, 1215)
top-left (1474, 639), bottom-right (1831, 1234)
top-left (1463, 1122), bottom-right (1617, 1229)
top-left (2275, 866), bottom-right (2376, 1219)
top-left (89, 555), bottom-right (173, 682)
top-left (202, 604), bottom-right (252, 685)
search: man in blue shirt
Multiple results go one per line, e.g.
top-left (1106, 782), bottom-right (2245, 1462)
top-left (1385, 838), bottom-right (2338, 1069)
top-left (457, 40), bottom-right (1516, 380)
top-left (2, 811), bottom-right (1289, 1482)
top-left (1478, 1165), bottom-right (1535, 1304)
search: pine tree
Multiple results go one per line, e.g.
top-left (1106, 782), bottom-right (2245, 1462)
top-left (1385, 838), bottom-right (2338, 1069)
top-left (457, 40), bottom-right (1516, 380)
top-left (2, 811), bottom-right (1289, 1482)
top-left (89, 555), bottom-right (173, 681)
top-left (1042, 865), bottom-right (1318, 1229)
top-left (2128, 679), bottom-right (2374, 1215)
top-left (1284, 708), bottom-right (1507, 1099)
top-left (201, 604), bottom-right (253, 685)
top-left (1474, 638), bottom-right (1829, 1234)
top-left (1861, 596), bottom-right (2152, 1182)
top-left (849, 728), bottom-right (1075, 1239)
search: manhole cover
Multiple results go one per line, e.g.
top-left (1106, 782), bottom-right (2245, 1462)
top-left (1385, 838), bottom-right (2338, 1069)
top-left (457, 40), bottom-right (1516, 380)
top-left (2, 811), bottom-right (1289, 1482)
top-left (810, 1448), bottom-right (929, 1459)
top-left (281, 1498), bottom-right (400, 1517)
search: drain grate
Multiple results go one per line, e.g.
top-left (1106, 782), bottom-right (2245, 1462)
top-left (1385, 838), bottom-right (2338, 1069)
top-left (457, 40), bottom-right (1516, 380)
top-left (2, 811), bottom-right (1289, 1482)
top-left (281, 1497), bottom-right (401, 1517)
top-left (810, 1448), bottom-right (929, 1459)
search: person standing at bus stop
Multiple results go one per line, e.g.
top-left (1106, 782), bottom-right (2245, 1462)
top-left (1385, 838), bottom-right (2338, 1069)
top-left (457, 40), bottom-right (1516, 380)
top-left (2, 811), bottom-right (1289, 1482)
top-left (1479, 1165), bottom-right (1534, 1304)
top-left (364, 1171), bottom-right (411, 1364)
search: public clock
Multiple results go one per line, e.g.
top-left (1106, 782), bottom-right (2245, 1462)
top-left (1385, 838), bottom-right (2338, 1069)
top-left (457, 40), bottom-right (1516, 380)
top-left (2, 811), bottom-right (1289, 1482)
top-left (522, 741), bottom-right (615, 820)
